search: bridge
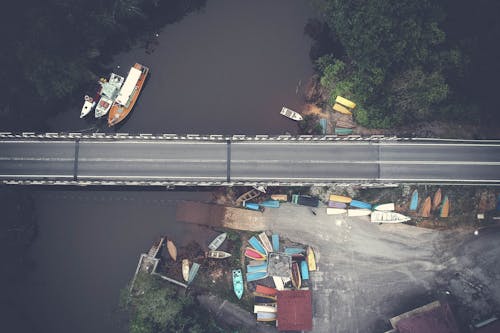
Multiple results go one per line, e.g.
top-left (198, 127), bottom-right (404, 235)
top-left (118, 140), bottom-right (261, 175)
top-left (1, 132), bottom-right (499, 186)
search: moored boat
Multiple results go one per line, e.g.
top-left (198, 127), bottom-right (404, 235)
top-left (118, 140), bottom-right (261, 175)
top-left (347, 208), bottom-right (372, 217)
top-left (246, 271), bottom-right (268, 282)
top-left (166, 240), bottom-right (177, 261)
top-left (335, 95), bottom-right (357, 109)
top-left (307, 247), bottom-right (316, 271)
top-left (440, 195), bottom-right (450, 218)
top-left (326, 208), bottom-right (347, 215)
top-left (410, 190), bottom-right (419, 211)
top-left (258, 232), bottom-right (273, 253)
top-left (334, 127), bottom-right (354, 135)
top-left (280, 106), bottom-right (303, 121)
top-left (187, 262), bottom-right (200, 284)
top-left (207, 250), bottom-right (231, 259)
top-left (260, 200), bottom-right (280, 208)
top-left (247, 262), bottom-right (268, 273)
top-left (80, 95), bottom-right (96, 118)
top-left (182, 259), bottom-right (190, 282)
top-left (271, 234), bottom-right (279, 252)
top-left (433, 189), bottom-right (442, 211)
top-left (95, 73), bottom-right (125, 118)
top-left (328, 201), bottom-right (347, 208)
top-left (256, 312), bottom-right (277, 322)
top-left (255, 285), bottom-right (277, 296)
top-left (350, 200), bottom-right (372, 209)
top-left (208, 232), bottom-right (227, 251)
top-left (244, 247), bottom-right (266, 261)
top-left (420, 196), bottom-right (431, 217)
top-left (108, 63), bottom-right (149, 126)
top-left (249, 236), bottom-right (267, 255)
top-left (371, 211), bottom-right (411, 223)
top-left (329, 194), bottom-right (352, 203)
top-left (374, 203), bottom-right (395, 211)
top-left (300, 260), bottom-right (309, 280)
top-left (333, 103), bottom-right (353, 115)
top-left (232, 269), bottom-right (244, 299)
top-left (284, 247), bottom-right (305, 255)
top-left (291, 262), bottom-right (302, 289)
top-left (272, 276), bottom-right (284, 291)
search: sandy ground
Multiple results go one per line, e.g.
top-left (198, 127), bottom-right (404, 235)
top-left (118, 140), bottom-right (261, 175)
top-left (258, 203), bottom-right (500, 332)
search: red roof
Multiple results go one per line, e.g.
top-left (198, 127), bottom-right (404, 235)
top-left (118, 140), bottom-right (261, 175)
top-left (396, 303), bottom-right (460, 333)
top-left (276, 290), bottom-right (312, 331)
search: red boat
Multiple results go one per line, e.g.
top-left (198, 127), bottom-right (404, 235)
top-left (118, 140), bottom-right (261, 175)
top-left (244, 247), bottom-right (266, 261)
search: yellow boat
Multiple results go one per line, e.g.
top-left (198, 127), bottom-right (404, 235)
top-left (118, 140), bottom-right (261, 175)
top-left (440, 196), bottom-right (450, 218)
top-left (335, 95), bottom-right (357, 109)
top-left (307, 246), bottom-right (317, 271)
top-left (167, 239), bottom-right (177, 261)
top-left (420, 196), bottom-right (431, 217)
top-left (333, 103), bottom-right (353, 115)
top-left (329, 194), bottom-right (352, 203)
top-left (270, 194), bottom-right (288, 202)
top-left (182, 259), bottom-right (189, 282)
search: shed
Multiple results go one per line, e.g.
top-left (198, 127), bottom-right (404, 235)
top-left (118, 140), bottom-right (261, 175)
top-left (276, 290), bottom-right (312, 331)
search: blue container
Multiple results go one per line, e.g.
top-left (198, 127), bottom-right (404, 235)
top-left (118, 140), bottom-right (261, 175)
top-left (300, 260), bottom-right (309, 280)
top-left (349, 199), bottom-right (372, 210)
top-left (244, 202), bottom-right (261, 211)
top-left (260, 200), bottom-right (280, 208)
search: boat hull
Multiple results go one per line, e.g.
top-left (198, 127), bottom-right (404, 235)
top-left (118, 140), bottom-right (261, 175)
top-left (347, 208), bottom-right (372, 217)
top-left (433, 189), bottom-right (442, 211)
top-left (410, 190), bottom-right (419, 211)
top-left (291, 262), bottom-right (301, 289)
top-left (244, 247), bottom-right (266, 260)
top-left (374, 203), bottom-right (395, 211)
top-left (249, 236), bottom-right (267, 255)
top-left (329, 194), bottom-right (352, 203)
top-left (300, 260), bottom-right (309, 280)
top-left (208, 232), bottom-right (227, 251)
top-left (232, 269), bottom-right (244, 299)
top-left (258, 232), bottom-right (273, 253)
top-left (440, 195), bottom-right (450, 217)
top-left (280, 107), bottom-right (303, 121)
top-left (207, 250), bottom-right (231, 259)
top-left (187, 262), bottom-right (200, 284)
top-left (371, 211), bottom-right (411, 223)
top-left (350, 200), bottom-right (372, 209)
top-left (326, 208), bottom-right (347, 215)
top-left (167, 240), bottom-right (177, 261)
top-left (307, 247), bottom-right (317, 271)
top-left (271, 234), bottom-right (279, 252)
top-left (246, 271), bottom-right (268, 282)
top-left (420, 196), bottom-right (431, 217)
top-left (182, 259), bottom-right (190, 282)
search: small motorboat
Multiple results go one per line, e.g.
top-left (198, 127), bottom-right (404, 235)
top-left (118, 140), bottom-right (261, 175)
top-left (244, 247), bottom-right (266, 261)
top-left (208, 232), bottom-right (227, 251)
top-left (182, 259), bottom-right (190, 282)
top-left (207, 250), bottom-right (231, 259)
top-left (80, 95), bottom-right (96, 118)
top-left (280, 107), bottom-right (303, 121)
top-left (232, 269), bottom-right (244, 299)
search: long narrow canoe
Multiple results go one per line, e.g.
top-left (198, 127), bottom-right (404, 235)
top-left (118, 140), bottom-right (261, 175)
top-left (260, 200), bottom-right (280, 208)
top-left (247, 262), bottom-right (268, 273)
top-left (326, 208), bottom-right (347, 215)
top-left (208, 232), bottom-right (227, 251)
top-left (307, 247), bottom-right (317, 271)
top-left (410, 190), bottom-right (419, 211)
top-left (371, 211), bottom-right (411, 223)
top-left (246, 271), bottom-right (268, 282)
top-left (258, 232), bottom-right (273, 253)
top-left (254, 305), bottom-right (277, 313)
top-left (187, 262), bottom-right (200, 284)
top-left (329, 194), bottom-right (352, 203)
top-left (257, 312), bottom-right (277, 322)
top-left (256, 285), bottom-right (277, 296)
top-left (181, 259), bottom-right (190, 282)
top-left (249, 236), bottom-right (267, 255)
top-left (300, 260), bottom-right (309, 280)
top-left (432, 189), bottom-right (442, 211)
top-left (232, 269), bottom-right (244, 299)
top-left (244, 247), bottom-right (266, 261)
top-left (440, 196), bottom-right (450, 218)
top-left (335, 95), bottom-right (357, 109)
top-left (291, 262), bottom-right (301, 289)
top-left (350, 200), bottom-right (372, 209)
top-left (374, 203), bottom-right (395, 211)
top-left (347, 208), bottom-right (372, 217)
top-left (273, 276), bottom-right (284, 291)
top-left (167, 240), bottom-right (177, 261)
top-left (271, 234), bottom-right (279, 252)
top-left (420, 196), bottom-right (431, 218)
top-left (328, 201), bottom-right (347, 208)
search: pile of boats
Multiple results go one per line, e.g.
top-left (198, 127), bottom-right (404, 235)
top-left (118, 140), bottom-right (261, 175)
top-left (80, 63), bottom-right (149, 127)
top-left (409, 188), bottom-right (450, 218)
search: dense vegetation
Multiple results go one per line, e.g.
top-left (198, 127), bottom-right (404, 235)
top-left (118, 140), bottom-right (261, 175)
top-left (0, 0), bottom-right (205, 130)
top-left (121, 273), bottom-right (223, 333)
top-left (310, 0), bottom-right (500, 129)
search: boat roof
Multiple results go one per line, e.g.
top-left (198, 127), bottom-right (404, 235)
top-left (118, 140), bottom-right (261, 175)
top-left (116, 67), bottom-right (142, 105)
top-left (100, 83), bottom-right (119, 98)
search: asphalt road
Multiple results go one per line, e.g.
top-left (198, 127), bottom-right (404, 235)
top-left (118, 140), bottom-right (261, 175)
top-left (1, 139), bottom-right (499, 183)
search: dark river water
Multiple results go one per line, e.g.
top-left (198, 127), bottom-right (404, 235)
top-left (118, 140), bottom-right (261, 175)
top-left (2, 1), bottom-right (314, 332)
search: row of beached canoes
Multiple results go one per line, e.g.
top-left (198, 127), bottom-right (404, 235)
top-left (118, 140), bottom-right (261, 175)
top-left (409, 188), bottom-right (450, 218)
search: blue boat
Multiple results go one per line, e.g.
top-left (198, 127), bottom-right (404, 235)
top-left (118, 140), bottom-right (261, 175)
top-left (410, 190), bottom-right (418, 211)
top-left (260, 200), bottom-right (280, 208)
top-left (246, 271), bottom-right (268, 282)
top-left (284, 247), bottom-right (305, 255)
top-left (187, 263), bottom-right (200, 285)
top-left (249, 236), bottom-right (267, 255)
top-left (272, 234), bottom-right (279, 252)
top-left (350, 200), bottom-right (372, 209)
top-left (497, 194), bottom-right (500, 211)
top-left (247, 262), bottom-right (268, 273)
top-left (244, 202), bottom-right (261, 211)
top-left (300, 260), bottom-right (309, 280)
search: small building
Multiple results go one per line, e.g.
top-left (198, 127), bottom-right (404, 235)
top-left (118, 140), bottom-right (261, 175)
top-left (267, 252), bottom-right (292, 277)
top-left (276, 290), bottom-right (312, 331)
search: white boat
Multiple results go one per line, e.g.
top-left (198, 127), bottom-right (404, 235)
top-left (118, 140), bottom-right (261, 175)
top-left (254, 305), bottom-right (277, 313)
top-left (280, 107), bottom-right (303, 121)
top-left (273, 276), bottom-right (284, 291)
top-left (208, 232), bottom-right (227, 251)
top-left (371, 211), bottom-right (411, 223)
top-left (95, 73), bottom-right (125, 118)
top-left (80, 95), bottom-right (96, 118)
top-left (347, 208), bottom-right (372, 217)
top-left (258, 232), bottom-right (273, 253)
top-left (374, 203), bottom-right (395, 211)
top-left (326, 208), bottom-right (347, 215)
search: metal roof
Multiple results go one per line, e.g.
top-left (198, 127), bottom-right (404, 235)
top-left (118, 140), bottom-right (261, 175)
top-left (395, 302), bottom-right (460, 333)
top-left (276, 290), bottom-right (312, 331)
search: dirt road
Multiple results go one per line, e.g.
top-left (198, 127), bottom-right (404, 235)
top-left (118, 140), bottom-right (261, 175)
top-left (263, 203), bottom-right (500, 332)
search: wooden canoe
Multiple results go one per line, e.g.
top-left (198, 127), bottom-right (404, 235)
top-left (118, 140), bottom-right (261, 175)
top-left (207, 250), bottom-right (231, 259)
top-left (420, 196), bottom-right (431, 217)
top-left (329, 194), bottom-right (352, 203)
top-left (181, 259), bottom-right (190, 282)
top-left (256, 285), bottom-right (277, 296)
top-left (307, 247), bottom-right (317, 271)
top-left (208, 232), bottom-right (227, 251)
top-left (432, 189), bottom-right (442, 211)
top-left (440, 195), bottom-right (450, 218)
top-left (244, 247), bottom-right (266, 261)
top-left (258, 232), bottom-right (273, 253)
top-left (167, 240), bottom-right (177, 261)
top-left (291, 262), bottom-right (301, 289)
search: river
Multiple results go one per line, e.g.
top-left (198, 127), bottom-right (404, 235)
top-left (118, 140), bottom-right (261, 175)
top-left (2, 1), bottom-right (314, 332)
